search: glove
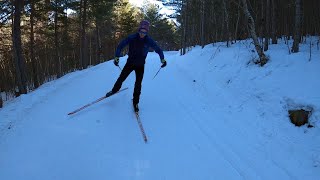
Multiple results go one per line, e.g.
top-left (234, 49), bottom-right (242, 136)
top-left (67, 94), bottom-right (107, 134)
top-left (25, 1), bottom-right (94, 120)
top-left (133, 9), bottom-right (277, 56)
top-left (114, 57), bottom-right (119, 66)
top-left (161, 59), bottom-right (167, 68)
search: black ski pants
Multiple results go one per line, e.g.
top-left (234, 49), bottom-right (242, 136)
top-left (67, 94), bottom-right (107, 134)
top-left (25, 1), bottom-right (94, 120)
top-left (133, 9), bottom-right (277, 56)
top-left (112, 62), bottom-right (145, 105)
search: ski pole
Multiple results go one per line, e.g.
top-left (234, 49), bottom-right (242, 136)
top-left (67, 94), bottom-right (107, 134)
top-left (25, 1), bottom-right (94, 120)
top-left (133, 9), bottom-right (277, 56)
top-left (117, 65), bottom-right (122, 71)
top-left (152, 67), bottom-right (162, 79)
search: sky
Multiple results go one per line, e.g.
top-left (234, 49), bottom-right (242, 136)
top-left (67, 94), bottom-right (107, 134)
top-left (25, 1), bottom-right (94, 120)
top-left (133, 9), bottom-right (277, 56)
top-left (129, 0), bottom-right (176, 16)
top-left (0, 38), bottom-right (319, 179)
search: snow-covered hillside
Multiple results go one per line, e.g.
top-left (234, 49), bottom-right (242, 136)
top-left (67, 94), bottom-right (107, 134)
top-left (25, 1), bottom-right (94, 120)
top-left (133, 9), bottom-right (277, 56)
top-left (0, 39), bottom-right (319, 180)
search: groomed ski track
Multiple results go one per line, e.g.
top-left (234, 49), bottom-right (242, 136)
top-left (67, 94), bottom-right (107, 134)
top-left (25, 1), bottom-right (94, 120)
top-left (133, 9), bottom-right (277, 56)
top-left (0, 49), bottom-right (318, 180)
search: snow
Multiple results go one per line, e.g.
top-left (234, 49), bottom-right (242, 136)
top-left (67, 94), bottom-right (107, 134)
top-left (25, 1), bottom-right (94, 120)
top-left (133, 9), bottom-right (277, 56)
top-left (1, 39), bottom-right (320, 180)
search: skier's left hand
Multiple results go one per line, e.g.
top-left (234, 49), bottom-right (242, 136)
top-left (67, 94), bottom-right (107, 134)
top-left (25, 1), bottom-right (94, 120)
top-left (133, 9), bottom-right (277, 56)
top-left (114, 57), bottom-right (119, 66)
top-left (161, 59), bottom-right (167, 68)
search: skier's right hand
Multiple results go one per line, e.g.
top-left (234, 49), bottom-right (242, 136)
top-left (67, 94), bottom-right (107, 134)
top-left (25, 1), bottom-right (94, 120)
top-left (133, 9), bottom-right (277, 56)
top-left (114, 57), bottom-right (119, 66)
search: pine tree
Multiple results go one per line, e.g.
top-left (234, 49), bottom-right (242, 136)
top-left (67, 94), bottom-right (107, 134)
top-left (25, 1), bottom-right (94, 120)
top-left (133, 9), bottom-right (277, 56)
top-left (88, 0), bottom-right (116, 64)
top-left (143, 2), bottom-right (178, 50)
top-left (12, 0), bottom-right (27, 95)
top-left (113, 0), bottom-right (138, 41)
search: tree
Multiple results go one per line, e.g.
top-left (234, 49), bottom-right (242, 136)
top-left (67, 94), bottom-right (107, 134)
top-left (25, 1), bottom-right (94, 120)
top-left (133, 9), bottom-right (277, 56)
top-left (113, 0), bottom-right (138, 38)
top-left (12, 0), bottom-right (27, 95)
top-left (181, 0), bottom-right (188, 55)
top-left (241, 0), bottom-right (268, 66)
top-left (222, 0), bottom-right (231, 47)
top-left (200, 0), bottom-right (205, 48)
top-left (112, 0), bottom-right (138, 57)
top-left (292, 0), bottom-right (302, 53)
top-left (271, 0), bottom-right (277, 44)
top-left (142, 2), bottom-right (178, 50)
top-left (88, 0), bottom-right (116, 64)
top-left (29, 0), bottom-right (40, 88)
top-left (264, 0), bottom-right (270, 51)
top-left (0, 94), bottom-right (2, 108)
top-left (53, 0), bottom-right (62, 77)
top-left (80, 0), bottom-right (89, 69)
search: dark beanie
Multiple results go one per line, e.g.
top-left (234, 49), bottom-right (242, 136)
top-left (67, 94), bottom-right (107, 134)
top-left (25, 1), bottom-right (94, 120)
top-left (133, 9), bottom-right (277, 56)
top-left (139, 20), bottom-right (150, 32)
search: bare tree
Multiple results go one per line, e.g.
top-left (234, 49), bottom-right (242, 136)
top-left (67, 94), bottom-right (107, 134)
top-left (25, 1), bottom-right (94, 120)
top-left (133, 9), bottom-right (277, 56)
top-left (54, 0), bottom-right (62, 78)
top-left (0, 84), bottom-right (3, 108)
top-left (264, 0), bottom-right (270, 51)
top-left (222, 0), bottom-right (231, 47)
top-left (292, 0), bottom-right (302, 53)
top-left (12, 0), bottom-right (27, 95)
top-left (0, 94), bottom-right (2, 108)
top-left (181, 0), bottom-right (188, 55)
top-left (30, 0), bottom-right (39, 89)
top-left (271, 0), bottom-right (277, 44)
top-left (95, 18), bottom-right (102, 64)
top-left (234, 0), bottom-right (241, 42)
top-left (80, 0), bottom-right (89, 68)
top-left (241, 0), bottom-right (268, 66)
top-left (200, 0), bottom-right (205, 48)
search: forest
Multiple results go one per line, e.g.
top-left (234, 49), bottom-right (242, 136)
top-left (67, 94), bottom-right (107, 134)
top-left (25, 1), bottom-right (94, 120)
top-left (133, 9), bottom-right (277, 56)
top-left (0, 0), bottom-right (319, 108)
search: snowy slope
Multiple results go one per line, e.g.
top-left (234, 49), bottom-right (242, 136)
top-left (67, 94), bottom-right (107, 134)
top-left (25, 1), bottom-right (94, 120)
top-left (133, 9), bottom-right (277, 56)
top-left (0, 39), bottom-right (319, 180)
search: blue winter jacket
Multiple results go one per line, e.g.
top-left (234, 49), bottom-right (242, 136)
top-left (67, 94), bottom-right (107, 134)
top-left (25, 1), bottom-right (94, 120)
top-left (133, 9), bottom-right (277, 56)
top-left (115, 33), bottom-right (164, 66)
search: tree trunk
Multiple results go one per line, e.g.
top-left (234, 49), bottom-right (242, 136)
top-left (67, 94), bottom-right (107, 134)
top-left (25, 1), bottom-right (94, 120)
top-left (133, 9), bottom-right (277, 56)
top-left (271, 0), bottom-right (277, 44)
top-left (0, 86), bottom-right (3, 108)
top-left (235, 0), bottom-right (241, 42)
top-left (54, 0), bottom-right (61, 78)
top-left (181, 0), bottom-right (188, 55)
top-left (200, 0), bottom-right (205, 48)
top-left (30, 0), bottom-right (39, 89)
top-left (80, 0), bottom-right (88, 68)
top-left (292, 0), bottom-right (302, 53)
top-left (214, 11), bottom-right (218, 42)
top-left (259, 0), bottom-right (264, 46)
top-left (62, 6), bottom-right (69, 74)
top-left (0, 94), bottom-right (2, 108)
top-left (12, 0), bottom-right (27, 95)
top-left (234, 0), bottom-right (241, 42)
top-left (79, 0), bottom-right (83, 68)
top-left (89, 34), bottom-right (92, 65)
top-left (241, 0), bottom-right (268, 66)
top-left (83, 0), bottom-right (88, 68)
top-left (95, 19), bottom-right (102, 64)
top-left (220, 11), bottom-right (225, 42)
top-left (264, 0), bottom-right (270, 51)
top-left (222, 0), bottom-right (231, 47)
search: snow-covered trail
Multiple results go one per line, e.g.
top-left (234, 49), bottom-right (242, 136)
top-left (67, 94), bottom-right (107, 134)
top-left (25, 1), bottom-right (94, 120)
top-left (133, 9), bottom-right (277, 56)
top-left (0, 47), bottom-right (319, 180)
top-left (0, 53), bottom-right (237, 180)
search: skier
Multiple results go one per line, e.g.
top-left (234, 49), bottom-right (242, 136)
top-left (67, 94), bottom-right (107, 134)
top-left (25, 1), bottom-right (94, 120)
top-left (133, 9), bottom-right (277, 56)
top-left (105, 20), bottom-right (167, 112)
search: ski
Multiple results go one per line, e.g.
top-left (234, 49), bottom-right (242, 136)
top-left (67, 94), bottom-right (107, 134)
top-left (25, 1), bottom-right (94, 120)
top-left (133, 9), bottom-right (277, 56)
top-left (67, 87), bottom-right (128, 115)
top-left (133, 107), bottom-right (148, 143)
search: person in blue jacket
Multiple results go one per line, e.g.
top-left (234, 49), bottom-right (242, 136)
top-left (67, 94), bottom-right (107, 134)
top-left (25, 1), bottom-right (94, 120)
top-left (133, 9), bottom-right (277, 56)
top-left (106, 20), bottom-right (167, 112)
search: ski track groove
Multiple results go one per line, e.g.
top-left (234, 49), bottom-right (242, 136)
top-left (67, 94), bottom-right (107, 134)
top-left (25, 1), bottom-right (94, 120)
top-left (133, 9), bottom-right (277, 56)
top-left (163, 64), bottom-right (258, 179)
top-left (171, 61), bottom-right (297, 180)
top-left (175, 93), bottom-right (261, 180)
top-left (0, 68), bottom-right (93, 139)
